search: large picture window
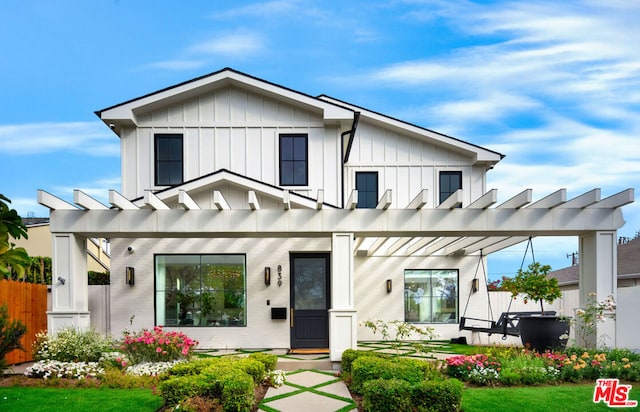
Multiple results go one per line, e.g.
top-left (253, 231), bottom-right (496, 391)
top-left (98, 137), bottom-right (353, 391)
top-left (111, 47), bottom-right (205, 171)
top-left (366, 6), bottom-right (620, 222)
top-left (279, 134), bottom-right (308, 186)
top-left (404, 269), bottom-right (458, 323)
top-left (155, 254), bottom-right (246, 327)
top-left (155, 134), bottom-right (183, 186)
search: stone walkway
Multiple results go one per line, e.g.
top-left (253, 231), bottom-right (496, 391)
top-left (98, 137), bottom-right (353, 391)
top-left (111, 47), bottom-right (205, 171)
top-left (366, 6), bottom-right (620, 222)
top-left (259, 369), bottom-right (357, 412)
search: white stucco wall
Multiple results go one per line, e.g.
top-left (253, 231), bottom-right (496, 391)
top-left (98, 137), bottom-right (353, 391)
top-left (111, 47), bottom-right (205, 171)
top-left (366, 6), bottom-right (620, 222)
top-left (110, 237), bottom-right (334, 349)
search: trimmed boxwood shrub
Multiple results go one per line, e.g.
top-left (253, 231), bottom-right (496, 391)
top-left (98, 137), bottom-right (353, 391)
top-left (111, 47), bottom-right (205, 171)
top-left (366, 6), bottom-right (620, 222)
top-left (411, 378), bottom-right (463, 412)
top-left (159, 355), bottom-right (273, 411)
top-left (341, 349), bottom-right (390, 375)
top-left (351, 356), bottom-right (439, 393)
top-left (248, 352), bottom-right (278, 372)
top-left (361, 377), bottom-right (463, 412)
top-left (362, 378), bottom-right (413, 412)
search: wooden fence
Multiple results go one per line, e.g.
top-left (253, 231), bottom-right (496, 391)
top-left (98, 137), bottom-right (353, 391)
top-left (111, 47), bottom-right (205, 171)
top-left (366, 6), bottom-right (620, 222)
top-left (0, 279), bottom-right (48, 364)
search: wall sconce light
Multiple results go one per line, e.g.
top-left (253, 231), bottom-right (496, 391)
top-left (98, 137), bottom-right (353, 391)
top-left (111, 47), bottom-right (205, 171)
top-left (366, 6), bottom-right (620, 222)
top-left (471, 278), bottom-right (479, 293)
top-left (57, 276), bottom-right (66, 285)
top-left (264, 267), bottom-right (271, 286)
top-left (386, 279), bottom-right (392, 294)
top-left (126, 267), bottom-right (135, 286)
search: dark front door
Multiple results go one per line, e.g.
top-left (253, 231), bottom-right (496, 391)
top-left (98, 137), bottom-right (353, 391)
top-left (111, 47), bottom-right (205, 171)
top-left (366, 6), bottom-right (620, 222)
top-left (290, 253), bottom-right (330, 349)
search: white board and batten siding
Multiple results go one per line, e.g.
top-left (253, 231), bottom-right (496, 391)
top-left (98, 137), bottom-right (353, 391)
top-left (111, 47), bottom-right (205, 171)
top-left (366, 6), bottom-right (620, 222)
top-left (345, 120), bottom-right (488, 208)
top-left (120, 85), bottom-right (342, 205)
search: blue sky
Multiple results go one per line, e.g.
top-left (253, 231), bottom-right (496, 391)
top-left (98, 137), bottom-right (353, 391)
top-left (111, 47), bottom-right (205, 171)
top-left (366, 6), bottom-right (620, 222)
top-left (1, 0), bottom-right (638, 279)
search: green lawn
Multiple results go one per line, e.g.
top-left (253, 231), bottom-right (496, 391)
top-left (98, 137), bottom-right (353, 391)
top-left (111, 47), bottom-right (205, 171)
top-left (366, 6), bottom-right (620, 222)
top-left (0, 387), bottom-right (163, 412)
top-left (462, 384), bottom-right (640, 411)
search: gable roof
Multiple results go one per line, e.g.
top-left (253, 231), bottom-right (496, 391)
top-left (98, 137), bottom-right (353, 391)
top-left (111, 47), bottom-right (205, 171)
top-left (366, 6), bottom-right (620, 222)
top-left (131, 168), bottom-right (333, 210)
top-left (96, 67), bottom-right (354, 132)
top-left (96, 67), bottom-right (503, 167)
top-left (319, 95), bottom-right (504, 164)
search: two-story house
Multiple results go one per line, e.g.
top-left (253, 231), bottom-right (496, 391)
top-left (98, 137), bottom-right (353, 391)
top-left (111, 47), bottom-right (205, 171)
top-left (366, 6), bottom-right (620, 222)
top-left (38, 68), bottom-right (633, 359)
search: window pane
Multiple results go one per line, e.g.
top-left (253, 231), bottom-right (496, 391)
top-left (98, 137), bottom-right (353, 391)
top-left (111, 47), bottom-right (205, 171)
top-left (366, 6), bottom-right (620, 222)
top-left (280, 134), bottom-right (308, 186)
top-left (294, 257), bottom-right (326, 310)
top-left (356, 172), bottom-right (378, 208)
top-left (293, 138), bottom-right (306, 160)
top-left (155, 254), bottom-right (246, 327)
top-left (155, 134), bottom-right (183, 186)
top-left (439, 171), bottom-right (461, 205)
top-left (281, 137), bottom-right (293, 160)
top-left (404, 269), bottom-right (458, 323)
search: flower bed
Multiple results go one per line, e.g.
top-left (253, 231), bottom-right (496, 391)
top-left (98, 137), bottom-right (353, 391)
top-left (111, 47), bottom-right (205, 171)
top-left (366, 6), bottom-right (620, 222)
top-left (444, 347), bottom-right (640, 386)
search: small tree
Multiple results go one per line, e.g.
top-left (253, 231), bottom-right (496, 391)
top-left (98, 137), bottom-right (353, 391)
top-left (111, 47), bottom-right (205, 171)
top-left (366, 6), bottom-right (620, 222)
top-left (501, 262), bottom-right (562, 313)
top-left (0, 194), bottom-right (30, 279)
top-left (0, 303), bottom-right (27, 374)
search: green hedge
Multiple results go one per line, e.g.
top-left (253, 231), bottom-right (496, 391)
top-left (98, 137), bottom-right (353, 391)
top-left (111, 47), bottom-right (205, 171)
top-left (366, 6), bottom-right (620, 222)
top-left (411, 379), bottom-right (463, 412)
top-left (350, 355), bottom-right (439, 393)
top-left (341, 349), bottom-right (390, 375)
top-left (361, 378), bottom-right (463, 412)
top-left (159, 354), bottom-right (277, 411)
top-left (362, 378), bottom-right (413, 412)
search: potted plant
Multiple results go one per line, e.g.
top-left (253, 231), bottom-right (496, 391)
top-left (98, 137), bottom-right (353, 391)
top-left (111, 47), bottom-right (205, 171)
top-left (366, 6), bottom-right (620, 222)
top-left (501, 262), bottom-right (569, 352)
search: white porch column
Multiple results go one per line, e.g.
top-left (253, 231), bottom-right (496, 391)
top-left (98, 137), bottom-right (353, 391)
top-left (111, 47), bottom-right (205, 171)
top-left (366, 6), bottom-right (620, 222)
top-left (578, 231), bottom-right (617, 348)
top-left (48, 233), bottom-right (91, 332)
top-left (329, 232), bottom-right (357, 362)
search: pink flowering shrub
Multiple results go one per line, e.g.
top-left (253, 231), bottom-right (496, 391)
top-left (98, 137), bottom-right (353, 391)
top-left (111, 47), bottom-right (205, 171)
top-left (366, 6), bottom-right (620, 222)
top-left (445, 354), bottom-right (501, 383)
top-left (120, 326), bottom-right (198, 365)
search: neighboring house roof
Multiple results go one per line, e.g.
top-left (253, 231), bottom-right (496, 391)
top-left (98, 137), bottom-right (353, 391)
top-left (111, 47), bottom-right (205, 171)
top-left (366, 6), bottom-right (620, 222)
top-left (96, 67), bottom-right (503, 169)
top-left (21, 217), bottom-right (50, 227)
top-left (549, 237), bottom-right (640, 286)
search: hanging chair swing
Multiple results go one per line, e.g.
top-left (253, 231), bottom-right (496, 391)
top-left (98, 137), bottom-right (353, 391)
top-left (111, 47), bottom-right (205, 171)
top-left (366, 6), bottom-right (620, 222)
top-left (458, 237), bottom-right (555, 339)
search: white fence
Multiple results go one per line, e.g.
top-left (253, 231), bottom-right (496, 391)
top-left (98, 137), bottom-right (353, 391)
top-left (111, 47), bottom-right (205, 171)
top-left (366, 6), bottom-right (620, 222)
top-left (460, 287), bottom-right (639, 350)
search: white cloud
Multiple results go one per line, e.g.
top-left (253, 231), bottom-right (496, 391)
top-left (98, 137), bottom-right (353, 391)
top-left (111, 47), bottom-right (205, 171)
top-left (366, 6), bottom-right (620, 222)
top-left (210, 1), bottom-right (301, 19)
top-left (0, 122), bottom-right (118, 156)
top-left (146, 60), bottom-right (207, 71)
top-left (188, 32), bottom-right (264, 57)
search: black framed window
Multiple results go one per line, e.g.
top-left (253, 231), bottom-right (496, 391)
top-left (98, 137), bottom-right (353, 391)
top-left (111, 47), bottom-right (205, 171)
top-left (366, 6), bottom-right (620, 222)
top-left (439, 171), bottom-right (462, 205)
top-left (155, 134), bottom-right (183, 186)
top-left (279, 134), bottom-right (308, 186)
top-left (404, 269), bottom-right (458, 324)
top-left (356, 172), bottom-right (378, 208)
top-left (155, 254), bottom-right (246, 327)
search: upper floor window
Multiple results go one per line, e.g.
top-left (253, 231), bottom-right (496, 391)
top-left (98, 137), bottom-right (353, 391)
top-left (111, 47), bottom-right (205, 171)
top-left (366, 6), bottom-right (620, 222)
top-left (155, 134), bottom-right (183, 186)
top-left (356, 172), bottom-right (378, 208)
top-left (439, 171), bottom-right (462, 205)
top-left (279, 134), bottom-right (308, 186)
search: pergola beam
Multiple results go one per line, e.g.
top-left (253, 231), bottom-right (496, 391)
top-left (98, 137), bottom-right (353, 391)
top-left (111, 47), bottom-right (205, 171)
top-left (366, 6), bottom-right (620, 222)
top-left (528, 189), bottom-right (566, 209)
top-left (559, 188), bottom-right (600, 209)
top-left (346, 190), bottom-right (358, 210)
top-left (108, 190), bottom-right (138, 210)
top-left (438, 189), bottom-right (462, 209)
top-left (178, 190), bottom-right (200, 210)
top-left (497, 189), bottom-right (532, 209)
top-left (144, 191), bottom-right (170, 210)
top-left (213, 191), bottom-right (230, 210)
top-left (73, 190), bottom-right (108, 210)
top-left (46, 206), bottom-right (629, 238)
top-left (377, 190), bottom-right (392, 210)
top-left (588, 188), bottom-right (634, 209)
top-left (468, 189), bottom-right (497, 209)
top-left (407, 189), bottom-right (428, 209)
